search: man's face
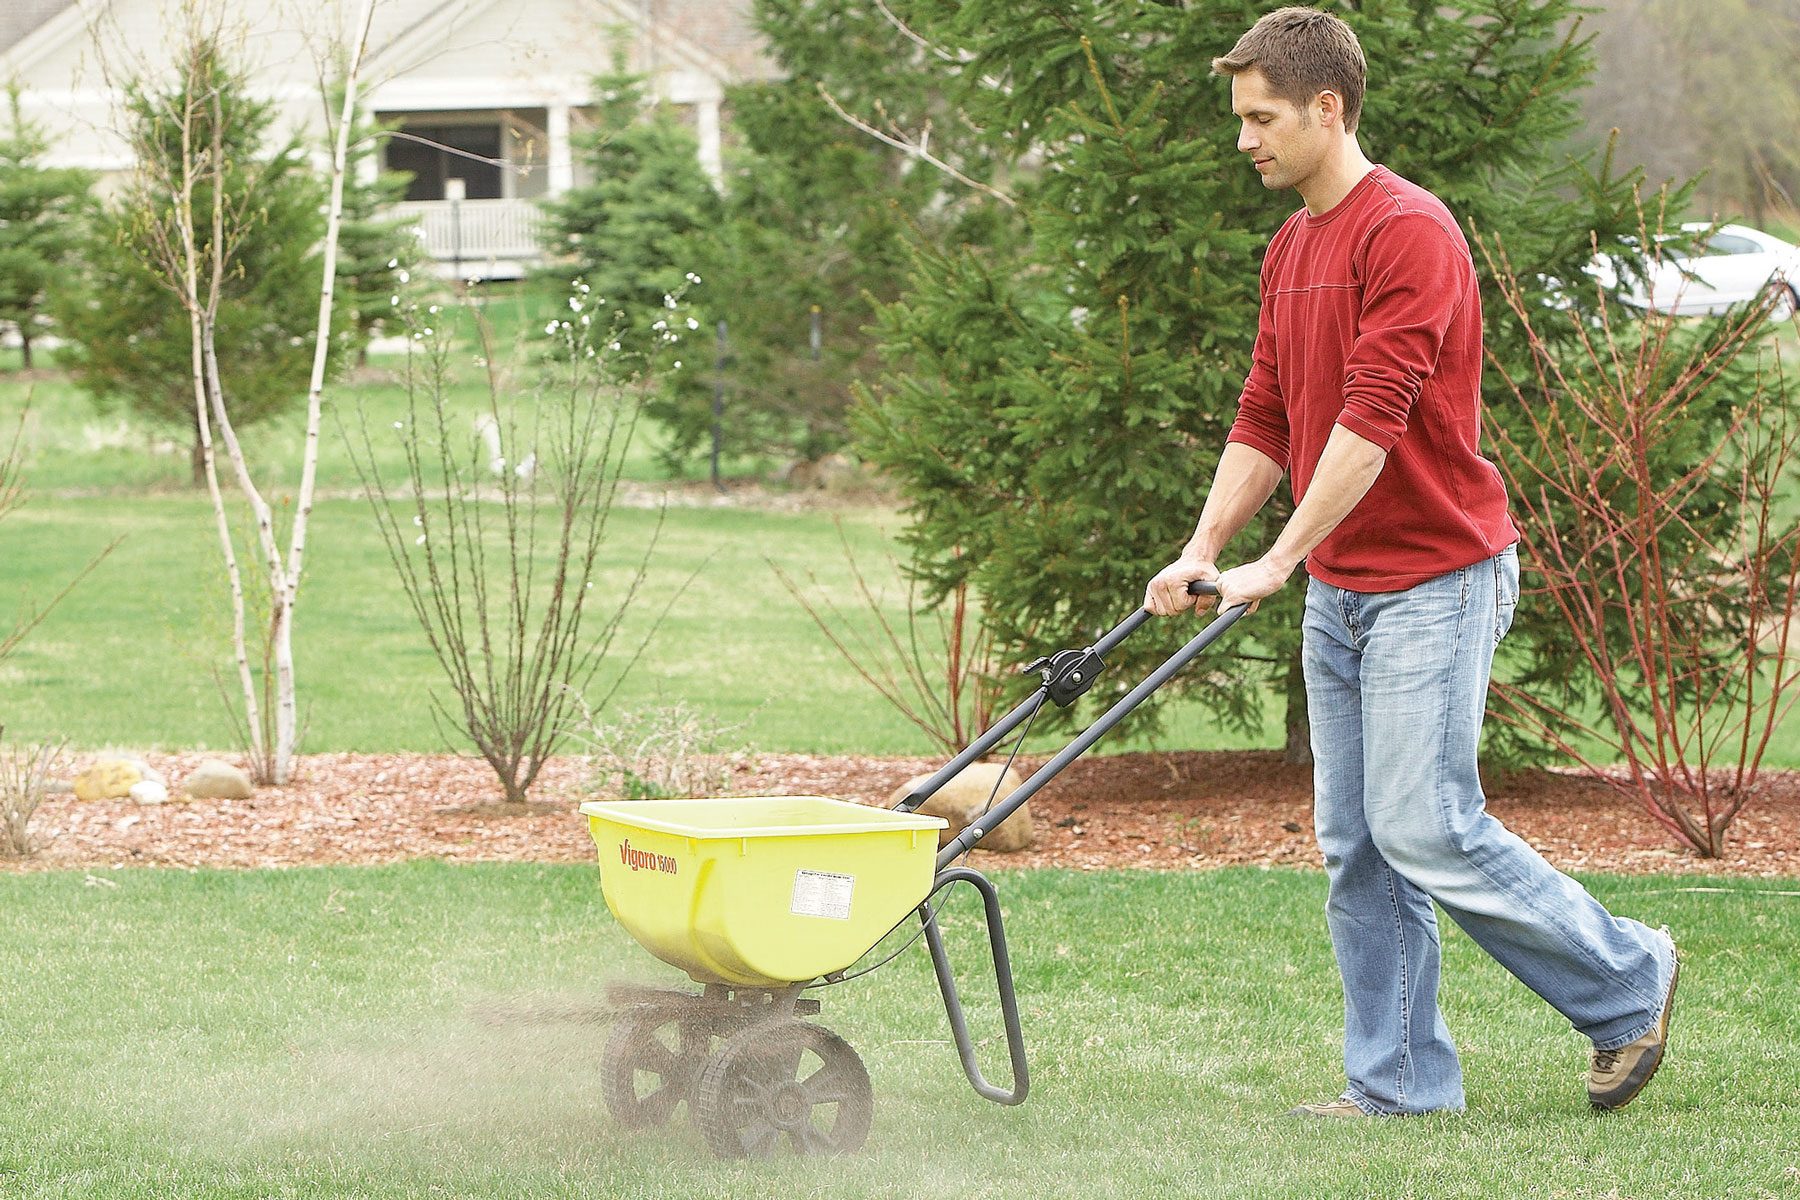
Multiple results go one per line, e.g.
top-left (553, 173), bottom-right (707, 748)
top-left (1230, 68), bottom-right (1325, 193)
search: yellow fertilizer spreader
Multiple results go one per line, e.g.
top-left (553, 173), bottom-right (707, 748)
top-left (585, 796), bottom-right (947, 988)
top-left (584, 582), bottom-right (1244, 1159)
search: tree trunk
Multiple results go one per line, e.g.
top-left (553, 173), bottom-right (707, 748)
top-left (1747, 151), bottom-right (1766, 229)
top-left (190, 426), bottom-right (207, 488)
top-left (19, 333), bottom-right (32, 371)
top-left (270, 596), bottom-right (294, 785)
top-left (1282, 648), bottom-right (1312, 766)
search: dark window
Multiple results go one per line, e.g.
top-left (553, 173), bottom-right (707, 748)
top-left (386, 124), bottom-right (504, 200)
top-left (1700, 233), bottom-right (1761, 257)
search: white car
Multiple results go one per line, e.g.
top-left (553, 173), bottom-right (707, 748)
top-left (1589, 222), bottom-right (1800, 316)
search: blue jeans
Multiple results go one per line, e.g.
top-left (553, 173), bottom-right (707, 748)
top-left (1303, 546), bottom-right (1675, 1114)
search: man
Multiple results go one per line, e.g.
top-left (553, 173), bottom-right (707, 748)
top-left (1143, 6), bottom-right (1678, 1117)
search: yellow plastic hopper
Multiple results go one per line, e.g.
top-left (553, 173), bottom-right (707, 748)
top-left (582, 796), bottom-right (949, 988)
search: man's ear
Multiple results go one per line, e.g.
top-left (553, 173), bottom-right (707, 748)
top-left (1317, 89), bottom-right (1343, 129)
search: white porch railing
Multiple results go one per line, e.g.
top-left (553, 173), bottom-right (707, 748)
top-left (394, 198), bottom-right (547, 277)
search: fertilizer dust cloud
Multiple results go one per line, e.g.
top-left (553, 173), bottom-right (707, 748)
top-left (153, 977), bottom-right (673, 1172)
top-left (128, 963), bottom-right (1013, 1186)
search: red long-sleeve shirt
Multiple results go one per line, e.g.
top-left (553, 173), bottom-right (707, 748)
top-left (1226, 166), bottom-right (1517, 592)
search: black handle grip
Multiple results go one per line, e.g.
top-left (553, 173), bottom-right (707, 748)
top-left (1187, 577), bottom-right (1251, 619)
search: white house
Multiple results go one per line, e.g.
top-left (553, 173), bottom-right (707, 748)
top-left (0, 0), bottom-right (779, 278)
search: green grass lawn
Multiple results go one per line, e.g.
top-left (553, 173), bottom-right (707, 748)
top-left (0, 863), bottom-right (1794, 1199)
top-left (0, 296), bottom-right (1268, 761)
top-left (0, 336), bottom-right (1299, 762)
top-left (0, 494), bottom-right (893, 753)
top-left (0, 491), bottom-right (1285, 756)
top-left (0, 274), bottom-right (764, 494)
top-left (0, 355), bottom-right (761, 496)
top-left (2, 308), bottom-right (1796, 765)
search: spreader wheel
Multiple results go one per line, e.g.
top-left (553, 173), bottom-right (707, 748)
top-left (691, 1020), bottom-right (873, 1159)
top-left (600, 1004), bottom-right (725, 1129)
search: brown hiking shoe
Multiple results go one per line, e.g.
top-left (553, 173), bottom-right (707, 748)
top-left (1589, 928), bottom-right (1680, 1111)
top-left (1285, 1095), bottom-right (1373, 1119)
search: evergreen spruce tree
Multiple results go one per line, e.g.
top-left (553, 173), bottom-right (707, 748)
top-left (656, 78), bottom-right (960, 466)
top-left (635, 0), bottom-right (1018, 471)
top-left (543, 21), bottom-right (1012, 471)
top-left (843, 0), bottom-right (1655, 756)
top-left (540, 64), bottom-right (722, 333)
top-left (0, 90), bottom-right (95, 370)
top-left (54, 41), bottom-right (334, 484)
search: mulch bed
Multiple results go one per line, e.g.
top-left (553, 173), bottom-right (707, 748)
top-left (6, 750), bottom-right (1796, 878)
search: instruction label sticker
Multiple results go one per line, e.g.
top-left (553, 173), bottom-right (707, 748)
top-left (791, 870), bottom-right (855, 920)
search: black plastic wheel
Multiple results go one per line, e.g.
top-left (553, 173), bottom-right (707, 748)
top-left (691, 1020), bottom-right (873, 1159)
top-left (599, 1003), bottom-right (726, 1129)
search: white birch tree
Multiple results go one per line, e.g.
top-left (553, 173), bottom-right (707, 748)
top-left (103, 0), bottom-right (380, 784)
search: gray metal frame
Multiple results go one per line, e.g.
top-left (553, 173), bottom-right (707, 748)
top-left (898, 585), bottom-right (1246, 1105)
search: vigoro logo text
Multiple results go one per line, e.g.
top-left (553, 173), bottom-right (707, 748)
top-left (619, 839), bottom-right (678, 875)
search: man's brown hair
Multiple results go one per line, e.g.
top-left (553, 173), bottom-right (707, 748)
top-left (1211, 6), bottom-right (1366, 133)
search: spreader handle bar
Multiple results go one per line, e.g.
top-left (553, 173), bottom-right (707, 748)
top-left (921, 867), bottom-right (1029, 1106)
top-left (935, 599), bottom-right (1249, 869)
top-left (892, 602), bottom-right (1162, 814)
top-left (891, 690), bottom-right (1050, 813)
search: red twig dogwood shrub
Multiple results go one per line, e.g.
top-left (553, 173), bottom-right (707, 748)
top-left (774, 532), bottom-right (1004, 757)
top-left (1481, 228), bottom-right (1800, 857)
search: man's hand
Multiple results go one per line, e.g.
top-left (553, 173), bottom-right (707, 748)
top-left (1213, 554), bottom-right (1297, 614)
top-left (1144, 554), bottom-right (1219, 617)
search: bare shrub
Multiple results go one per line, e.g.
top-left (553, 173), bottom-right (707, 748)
top-left (0, 406), bottom-right (118, 668)
top-left (0, 731), bottom-right (64, 858)
top-left (570, 700), bottom-right (745, 801)
top-left (1481, 218), bottom-right (1800, 858)
top-left (1, 410), bottom-right (116, 854)
top-left (347, 287), bottom-right (690, 804)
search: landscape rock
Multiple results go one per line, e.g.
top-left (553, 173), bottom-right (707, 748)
top-left (73, 760), bottom-right (144, 802)
top-left (886, 762), bottom-right (1035, 853)
top-left (128, 780), bottom-right (170, 805)
top-left (780, 453), bottom-right (858, 491)
top-left (183, 760), bottom-right (254, 800)
top-left (781, 458), bottom-right (823, 489)
top-left (813, 453), bottom-right (858, 488)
